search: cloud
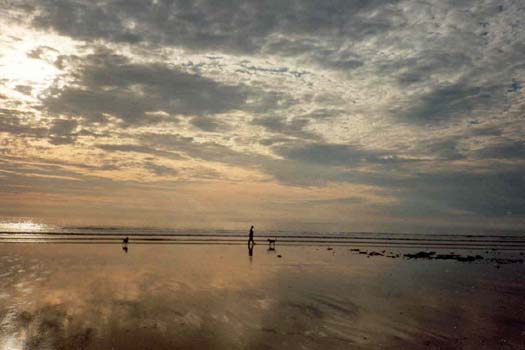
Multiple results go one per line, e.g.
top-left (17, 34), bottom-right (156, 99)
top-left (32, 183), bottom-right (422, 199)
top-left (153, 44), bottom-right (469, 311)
top-left (300, 196), bottom-right (364, 205)
top-left (31, 1), bottom-right (271, 46)
top-left (395, 170), bottom-right (525, 217)
top-left (1, 0), bottom-right (524, 230)
top-left (475, 141), bottom-right (525, 160)
top-left (47, 118), bottom-right (78, 145)
top-left (43, 50), bottom-right (251, 126)
top-left (273, 142), bottom-right (411, 166)
top-left (252, 116), bottom-right (320, 141)
top-left (144, 162), bottom-right (178, 176)
top-left (14, 85), bottom-right (33, 95)
top-left (387, 52), bottom-right (473, 87)
top-left (418, 137), bottom-right (465, 161)
top-left (190, 116), bottom-right (227, 132)
top-left (96, 144), bottom-right (184, 161)
top-left (466, 126), bottom-right (502, 137)
top-left (26, 45), bottom-right (59, 62)
top-left (138, 133), bottom-right (261, 166)
top-left (0, 109), bottom-right (48, 139)
top-left (396, 83), bottom-right (505, 124)
top-left (24, 0), bottom-right (395, 71)
top-left (328, 167), bottom-right (525, 218)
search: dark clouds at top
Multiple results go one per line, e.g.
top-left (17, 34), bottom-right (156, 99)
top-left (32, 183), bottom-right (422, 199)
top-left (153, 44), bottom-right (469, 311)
top-left (0, 0), bottom-right (524, 231)
top-left (27, 0), bottom-right (392, 59)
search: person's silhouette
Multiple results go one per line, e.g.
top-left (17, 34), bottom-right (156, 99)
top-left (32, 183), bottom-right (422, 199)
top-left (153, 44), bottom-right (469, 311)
top-left (248, 225), bottom-right (255, 245)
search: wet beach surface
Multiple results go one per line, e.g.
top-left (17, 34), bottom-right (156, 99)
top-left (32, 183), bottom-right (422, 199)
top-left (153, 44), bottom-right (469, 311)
top-left (0, 243), bottom-right (524, 349)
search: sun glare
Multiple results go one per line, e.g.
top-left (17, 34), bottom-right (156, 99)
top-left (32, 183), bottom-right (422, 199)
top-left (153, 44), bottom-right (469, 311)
top-left (0, 220), bottom-right (47, 232)
top-left (0, 26), bottom-right (74, 99)
top-left (0, 50), bottom-right (59, 97)
top-left (3, 54), bottom-right (58, 83)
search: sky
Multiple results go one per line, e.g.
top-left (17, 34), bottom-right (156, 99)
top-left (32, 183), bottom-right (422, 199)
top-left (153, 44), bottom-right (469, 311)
top-left (0, 0), bottom-right (524, 233)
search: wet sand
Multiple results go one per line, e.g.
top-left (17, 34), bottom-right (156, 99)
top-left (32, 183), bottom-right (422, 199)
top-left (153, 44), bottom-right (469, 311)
top-left (0, 243), bottom-right (524, 349)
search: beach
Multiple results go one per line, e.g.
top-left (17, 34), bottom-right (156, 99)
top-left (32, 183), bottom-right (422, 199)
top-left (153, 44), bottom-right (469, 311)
top-left (1, 0), bottom-right (524, 348)
top-left (0, 233), bottom-right (524, 349)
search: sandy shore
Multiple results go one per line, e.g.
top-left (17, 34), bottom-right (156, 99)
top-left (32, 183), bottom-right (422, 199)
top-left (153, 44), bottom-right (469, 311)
top-left (0, 243), bottom-right (524, 349)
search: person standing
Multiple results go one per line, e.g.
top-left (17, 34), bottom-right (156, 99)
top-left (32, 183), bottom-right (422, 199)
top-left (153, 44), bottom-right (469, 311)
top-left (248, 225), bottom-right (255, 245)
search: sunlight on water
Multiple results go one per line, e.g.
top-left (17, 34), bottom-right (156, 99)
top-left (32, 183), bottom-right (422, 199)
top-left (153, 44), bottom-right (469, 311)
top-left (0, 218), bottom-right (48, 232)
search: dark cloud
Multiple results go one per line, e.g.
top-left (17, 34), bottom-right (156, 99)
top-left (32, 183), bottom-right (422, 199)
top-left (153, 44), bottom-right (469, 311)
top-left (190, 116), bottom-right (227, 132)
top-left (395, 170), bottom-right (525, 217)
top-left (252, 116), bottom-right (320, 141)
top-left (509, 79), bottom-right (521, 92)
top-left (235, 62), bottom-right (310, 78)
top-left (258, 138), bottom-right (525, 218)
top-left (419, 138), bottom-right (465, 160)
top-left (299, 108), bottom-right (345, 121)
top-left (273, 142), bottom-right (409, 166)
top-left (301, 196), bottom-right (364, 205)
top-left (43, 50), bottom-right (250, 126)
top-left (1, 0), bottom-right (524, 230)
top-left (48, 118), bottom-right (78, 145)
top-left (144, 163), bottom-right (178, 176)
top-left (260, 38), bottom-right (366, 71)
top-left (259, 136), bottom-right (294, 146)
top-left (14, 85), bottom-right (33, 95)
top-left (138, 133), bottom-right (262, 167)
top-left (466, 126), bottom-right (502, 137)
top-left (26, 45), bottom-right (59, 59)
top-left (390, 52), bottom-right (474, 87)
top-left (328, 167), bottom-right (525, 218)
top-left (0, 109), bottom-right (48, 138)
top-left (24, 0), bottom-right (396, 71)
top-left (397, 83), bottom-right (505, 124)
top-left (476, 141), bottom-right (525, 160)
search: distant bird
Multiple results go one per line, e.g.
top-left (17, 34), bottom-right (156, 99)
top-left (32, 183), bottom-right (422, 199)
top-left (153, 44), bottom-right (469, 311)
top-left (122, 237), bottom-right (129, 244)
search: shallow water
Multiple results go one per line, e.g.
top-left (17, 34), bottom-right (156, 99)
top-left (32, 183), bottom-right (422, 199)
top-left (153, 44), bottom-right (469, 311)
top-left (0, 243), bottom-right (524, 349)
top-left (2, 228), bottom-right (525, 251)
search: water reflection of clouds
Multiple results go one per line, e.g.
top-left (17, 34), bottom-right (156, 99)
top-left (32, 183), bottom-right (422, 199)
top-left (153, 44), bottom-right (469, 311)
top-left (0, 245), bottom-right (368, 349)
top-left (0, 244), bottom-right (524, 349)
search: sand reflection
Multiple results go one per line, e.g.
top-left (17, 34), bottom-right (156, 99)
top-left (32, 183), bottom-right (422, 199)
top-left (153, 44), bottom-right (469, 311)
top-left (0, 244), bottom-right (524, 349)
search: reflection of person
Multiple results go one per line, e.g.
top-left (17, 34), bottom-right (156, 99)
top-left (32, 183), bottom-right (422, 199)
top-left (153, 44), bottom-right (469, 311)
top-left (248, 225), bottom-right (255, 245)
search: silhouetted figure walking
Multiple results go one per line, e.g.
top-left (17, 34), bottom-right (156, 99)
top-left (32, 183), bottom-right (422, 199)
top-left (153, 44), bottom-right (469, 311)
top-left (248, 225), bottom-right (255, 245)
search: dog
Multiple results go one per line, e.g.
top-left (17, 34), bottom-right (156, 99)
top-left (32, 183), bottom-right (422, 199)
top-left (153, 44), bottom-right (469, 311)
top-left (267, 238), bottom-right (276, 250)
top-left (122, 237), bottom-right (129, 244)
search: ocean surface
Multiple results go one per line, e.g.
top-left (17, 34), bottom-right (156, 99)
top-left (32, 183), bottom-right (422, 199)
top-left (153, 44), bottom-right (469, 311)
top-left (1, 225), bottom-right (525, 251)
top-left (1, 226), bottom-right (524, 349)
